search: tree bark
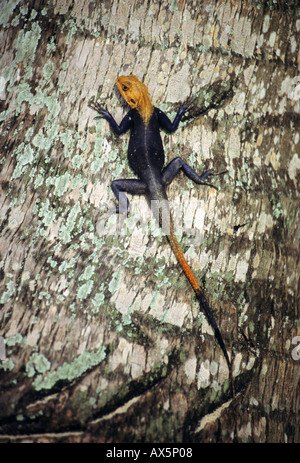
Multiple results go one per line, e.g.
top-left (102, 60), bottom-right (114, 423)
top-left (0, 0), bottom-right (299, 443)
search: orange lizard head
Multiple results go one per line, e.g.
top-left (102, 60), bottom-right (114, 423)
top-left (116, 75), bottom-right (154, 124)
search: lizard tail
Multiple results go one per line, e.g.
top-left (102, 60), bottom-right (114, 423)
top-left (167, 224), bottom-right (235, 396)
top-left (167, 226), bottom-right (201, 292)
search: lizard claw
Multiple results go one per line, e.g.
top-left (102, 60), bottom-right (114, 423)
top-left (202, 169), bottom-right (228, 178)
top-left (212, 169), bottom-right (228, 176)
top-left (88, 97), bottom-right (98, 110)
top-left (179, 99), bottom-right (195, 114)
top-left (184, 100), bottom-right (194, 112)
top-left (199, 169), bottom-right (214, 181)
top-left (178, 104), bottom-right (189, 115)
top-left (88, 99), bottom-right (111, 119)
top-left (198, 169), bottom-right (228, 190)
top-left (178, 99), bottom-right (195, 121)
top-left (197, 169), bottom-right (217, 190)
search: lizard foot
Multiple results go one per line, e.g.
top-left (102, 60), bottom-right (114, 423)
top-left (88, 99), bottom-right (111, 119)
top-left (198, 169), bottom-right (228, 190)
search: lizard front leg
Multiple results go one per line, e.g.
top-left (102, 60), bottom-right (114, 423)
top-left (88, 99), bottom-right (133, 135)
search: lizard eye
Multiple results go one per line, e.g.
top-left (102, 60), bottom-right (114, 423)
top-left (122, 85), bottom-right (129, 91)
top-left (130, 99), bottom-right (135, 104)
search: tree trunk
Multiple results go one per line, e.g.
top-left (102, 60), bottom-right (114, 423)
top-left (0, 0), bottom-right (299, 443)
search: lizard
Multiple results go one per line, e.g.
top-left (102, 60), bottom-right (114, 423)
top-left (89, 74), bottom-right (234, 396)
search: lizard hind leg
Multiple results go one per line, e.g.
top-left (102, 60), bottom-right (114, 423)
top-left (161, 157), bottom-right (217, 189)
top-left (111, 179), bottom-right (147, 213)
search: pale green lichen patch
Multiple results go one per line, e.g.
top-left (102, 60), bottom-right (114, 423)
top-left (14, 22), bottom-right (42, 80)
top-left (53, 171), bottom-right (72, 197)
top-left (11, 143), bottom-right (35, 179)
top-left (26, 353), bottom-right (51, 378)
top-left (32, 346), bottom-right (106, 391)
top-left (80, 265), bottom-right (96, 280)
top-left (58, 202), bottom-right (82, 244)
top-left (0, 280), bottom-right (15, 304)
top-left (0, 358), bottom-right (15, 371)
top-left (58, 257), bottom-right (77, 274)
top-left (108, 271), bottom-right (122, 294)
top-left (77, 280), bottom-right (94, 301)
top-left (5, 333), bottom-right (23, 347)
top-left (72, 154), bottom-right (83, 169)
top-left (92, 289), bottom-right (105, 312)
top-left (38, 198), bottom-right (57, 227)
top-left (42, 61), bottom-right (54, 82)
top-left (0, 0), bottom-right (21, 27)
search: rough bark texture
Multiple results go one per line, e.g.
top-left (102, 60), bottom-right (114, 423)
top-left (0, 0), bottom-right (299, 443)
